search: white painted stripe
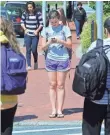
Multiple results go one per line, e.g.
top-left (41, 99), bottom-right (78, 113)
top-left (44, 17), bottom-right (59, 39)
top-left (13, 127), bottom-right (81, 134)
top-left (63, 132), bottom-right (104, 135)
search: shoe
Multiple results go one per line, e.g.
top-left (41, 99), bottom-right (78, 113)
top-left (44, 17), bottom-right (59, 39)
top-left (34, 62), bottom-right (38, 70)
top-left (49, 113), bottom-right (57, 118)
top-left (27, 66), bottom-right (32, 71)
top-left (57, 113), bottom-right (64, 118)
top-left (77, 36), bottom-right (80, 39)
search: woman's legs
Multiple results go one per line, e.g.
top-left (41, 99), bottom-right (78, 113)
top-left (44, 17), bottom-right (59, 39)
top-left (1, 105), bottom-right (17, 135)
top-left (57, 71), bottom-right (68, 114)
top-left (48, 71), bottom-right (57, 114)
top-left (24, 35), bottom-right (32, 67)
top-left (31, 36), bottom-right (39, 69)
top-left (74, 19), bottom-right (80, 38)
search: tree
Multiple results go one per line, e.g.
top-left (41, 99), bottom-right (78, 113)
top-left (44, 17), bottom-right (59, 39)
top-left (89, 1), bottom-right (110, 14)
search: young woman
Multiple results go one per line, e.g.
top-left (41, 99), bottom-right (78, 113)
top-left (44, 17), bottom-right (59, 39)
top-left (0, 17), bottom-right (20, 135)
top-left (41, 10), bottom-right (72, 118)
top-left (21, 1), bottom-right (43, 70)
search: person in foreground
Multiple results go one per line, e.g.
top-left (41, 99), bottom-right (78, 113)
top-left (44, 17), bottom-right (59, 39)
top-left (82, 17), bottom-right (110, 135)
top-left (41, 10), bottom-right (72, 118)
top-left (0, 17), bottom-right (19, 135)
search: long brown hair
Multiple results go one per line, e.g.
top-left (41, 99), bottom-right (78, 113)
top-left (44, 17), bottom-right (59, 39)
top-left (57, 8), bottom-right (67, 25)
top-left (0, 17), bottom-right (20, 53)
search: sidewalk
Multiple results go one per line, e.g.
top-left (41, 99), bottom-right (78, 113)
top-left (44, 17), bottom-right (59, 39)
top-left (15, 29), bottom-right (84, 124)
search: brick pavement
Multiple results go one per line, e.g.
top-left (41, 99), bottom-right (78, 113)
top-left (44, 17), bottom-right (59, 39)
top-left (15, 25), bottom-right (84, 122)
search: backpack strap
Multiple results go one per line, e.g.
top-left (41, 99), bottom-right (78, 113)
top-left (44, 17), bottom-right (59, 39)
top-left (96, 39), bottom-right (103, 47)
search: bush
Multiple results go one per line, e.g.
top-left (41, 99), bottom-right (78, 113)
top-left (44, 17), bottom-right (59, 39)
top-left (80, 13), bottom-right (110, 53)
top-left (89, 1), bottom-right (110, 14)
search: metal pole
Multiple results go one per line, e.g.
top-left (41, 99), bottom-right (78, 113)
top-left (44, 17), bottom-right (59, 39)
top-left (88, 1), bottom-right (90, 6)
top-left (72, 1), bottom-right (74, 20)
top-left (42, 0), bottom-right (46, 27)
top-left (96, 1), bottom-right (103, 39)
top-left (63, 0), bottom-right (66, 17)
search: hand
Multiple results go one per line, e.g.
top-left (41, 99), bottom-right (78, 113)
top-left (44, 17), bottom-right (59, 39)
top-left (24, 29), bottom-right (28, 34)
top-left (52, 37), bottom-right (62, 44)
top-left (48, 39), bottom-right (53, 44)
top-left (34, 31), bottom-right (39, 36)
top-left (51, 38), bottom-right (58, 43)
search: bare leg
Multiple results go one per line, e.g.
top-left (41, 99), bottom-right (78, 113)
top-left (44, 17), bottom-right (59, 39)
top-left (48, 71), bottom-right (57, 115)
top-left (57, 71), bottom-right (68, 115)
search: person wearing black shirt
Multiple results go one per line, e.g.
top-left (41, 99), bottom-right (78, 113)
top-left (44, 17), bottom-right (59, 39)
top-left (74, 2), bottom-right (86, 39)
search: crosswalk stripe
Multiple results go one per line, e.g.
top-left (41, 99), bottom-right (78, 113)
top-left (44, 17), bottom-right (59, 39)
top-left (13, 127), bottom-right (81, 134)
top-left (63, 131), bottom-right (104, 135)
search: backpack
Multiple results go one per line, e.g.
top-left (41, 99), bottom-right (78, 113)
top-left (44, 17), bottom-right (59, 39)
top-left (72, 39), bottom-right (110, 100)
top-left (44, 25), bottom-right (72, 60)
top-left (1, 45), bottom-right (27, 95)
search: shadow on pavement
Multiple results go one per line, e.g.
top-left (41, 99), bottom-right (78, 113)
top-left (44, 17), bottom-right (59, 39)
top-left (63, 108), bottom-right (83, 115)
top-left (14, 115), bottom-right (38, 122)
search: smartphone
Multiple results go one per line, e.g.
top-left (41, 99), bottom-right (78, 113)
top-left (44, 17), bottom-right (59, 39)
top-left (51, 37), bottom-right (55, 40)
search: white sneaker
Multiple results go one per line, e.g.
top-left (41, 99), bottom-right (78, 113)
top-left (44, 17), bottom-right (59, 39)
top-left (27, 66), bottom-right (32, 71)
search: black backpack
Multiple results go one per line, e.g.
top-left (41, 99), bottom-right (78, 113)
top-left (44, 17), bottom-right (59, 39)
top-left (72, 39), bottom-right (110, 100)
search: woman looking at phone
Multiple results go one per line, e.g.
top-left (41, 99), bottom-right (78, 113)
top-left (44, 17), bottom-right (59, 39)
top-left (41, 10), bottom-right (72, 118)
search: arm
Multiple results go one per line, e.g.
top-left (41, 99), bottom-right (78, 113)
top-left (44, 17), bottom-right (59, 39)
top-left (21, 12), bottom-right (26, 31)
top-left (57, 37), bottom-right (72, 49)
top-left (35, 12), bottom-right (43, 34)
top-left (41, 37), bottom-right (52, 51)
top-left (83, 9), bottom-right (87, 22)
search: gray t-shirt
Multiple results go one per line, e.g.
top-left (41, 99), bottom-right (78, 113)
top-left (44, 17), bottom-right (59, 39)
top-left (41, 25), bottom-right (71, 61)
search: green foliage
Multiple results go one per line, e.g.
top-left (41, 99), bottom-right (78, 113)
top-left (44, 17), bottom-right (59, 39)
top-left (80, 13), bottom-right (110, 53)
top-left (80, 14), bottom-right (96, 53)
top-left (89, 1), bottom-right (110, 14)
top-left (80, 22), bottom-right (92, 53)
top-left (103, 1), bottom-right (110, 14)
top-left (89, 1), bottom-right (96, 10)
top-left (0, 1), bottom-right (5, 6)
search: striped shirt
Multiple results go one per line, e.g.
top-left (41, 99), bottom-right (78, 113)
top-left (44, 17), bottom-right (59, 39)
top-left (21, 11), bottom-right (43, 36)
top-left (87, 38), bottom-right (110, 104)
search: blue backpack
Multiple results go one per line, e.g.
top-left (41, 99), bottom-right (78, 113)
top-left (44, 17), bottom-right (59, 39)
top-left (1, 45), bottom-right (27, 95)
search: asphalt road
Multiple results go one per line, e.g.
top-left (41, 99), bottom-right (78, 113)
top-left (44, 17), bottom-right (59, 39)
top-left (13, 121), bottom-right (104, 135)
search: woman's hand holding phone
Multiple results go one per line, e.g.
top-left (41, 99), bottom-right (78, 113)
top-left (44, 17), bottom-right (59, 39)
top-left (51, 37), bottom-right (57, 43)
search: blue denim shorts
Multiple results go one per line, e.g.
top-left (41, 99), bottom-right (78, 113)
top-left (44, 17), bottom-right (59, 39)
top-left (45, 58), bottom-right (70, 72)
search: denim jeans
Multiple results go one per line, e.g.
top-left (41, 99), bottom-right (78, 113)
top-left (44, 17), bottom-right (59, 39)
top-left (75, 19), bottom-right (84, 37)
top-left (24, 34), bottom-right (39, 67)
